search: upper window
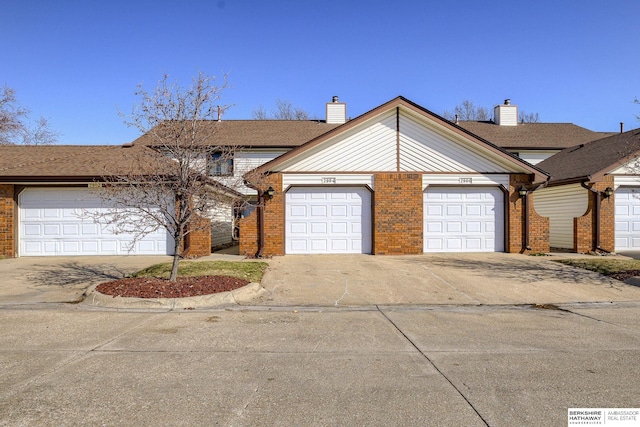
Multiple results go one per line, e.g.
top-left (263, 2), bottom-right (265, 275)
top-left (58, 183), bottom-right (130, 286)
top-left (210, 153), bottom-right (234, 176)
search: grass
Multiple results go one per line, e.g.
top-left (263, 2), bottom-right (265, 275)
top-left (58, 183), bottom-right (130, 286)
top-left (131, 260), bottom-right (269, 283)
top-left (552, 258), bottom-right (640, 275)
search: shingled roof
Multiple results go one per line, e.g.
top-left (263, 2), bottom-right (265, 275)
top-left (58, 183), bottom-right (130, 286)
top-left (131, 120), bottom-right (341, 148)
top-left (0, 145), bottom-right (165, 181)
top-left (536, 128), bottom-right (640, 184)
top-left (457, 121), bottom-right (613, 150)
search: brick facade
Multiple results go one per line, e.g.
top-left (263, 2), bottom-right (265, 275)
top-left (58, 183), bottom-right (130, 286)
top-left (575, 176), bottom-right (615, 253)
top-left (239, 174), bottom-right (284, 257)
top-left (373, 173), bottom-right (423, 254)
top-left (183, 214), bottom-right (212, 258)
top-left (239, 173), bottom-right (545, 256)
top-left (0, 184), bottom-right (15, 258)
top-left (507, 175), bottom-right (550, 254)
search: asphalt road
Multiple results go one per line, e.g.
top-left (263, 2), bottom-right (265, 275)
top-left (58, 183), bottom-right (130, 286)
top-left (1, 302), bottom-right (638, 426)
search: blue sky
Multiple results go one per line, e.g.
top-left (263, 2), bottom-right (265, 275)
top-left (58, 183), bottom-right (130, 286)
top-left (2, 0), bottom-right (639, 145)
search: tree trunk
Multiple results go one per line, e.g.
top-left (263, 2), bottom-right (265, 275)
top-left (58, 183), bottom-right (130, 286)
top-left (169, 237), bottom-right (181, 282)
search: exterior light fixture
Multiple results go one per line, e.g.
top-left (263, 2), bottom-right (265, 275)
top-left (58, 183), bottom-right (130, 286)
top-left (266, 186), bottom-right (275, 200)
top-left (602, 187), bottom-right (614, 198)
top-left (518, 187), bottom-right (528, 198)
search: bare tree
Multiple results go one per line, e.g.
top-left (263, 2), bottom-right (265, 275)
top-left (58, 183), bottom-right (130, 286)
top-left (443, 100), bottom-right (491, 122)
top-left (252, 98), bottom-right (310, 120)
top-left (519, 111), bottom-right (540, 124)
top-left (0, 85), bottom-right (58, 145)
top-left (94, 72), bottom-right (242, 281)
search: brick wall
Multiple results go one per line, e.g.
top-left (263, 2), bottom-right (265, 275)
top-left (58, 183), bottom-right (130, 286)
top-left (507, 175), bottom-right (550, 254)
top-left (0, 185), bottom-right (15, 258)
top-left (373, 173), bottom-right (423, 254)
top-left (184, 214), bottom-right (211, 258)
top-left (575, 177), bottom-right (615, 253)
top-left (239, 174), bottom-right (284, 257)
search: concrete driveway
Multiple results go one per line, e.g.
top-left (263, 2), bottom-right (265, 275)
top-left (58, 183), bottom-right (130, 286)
top-left (257, 253), bottom-right (640, 307)
top-left (0, 256), bottom-right (174, 304)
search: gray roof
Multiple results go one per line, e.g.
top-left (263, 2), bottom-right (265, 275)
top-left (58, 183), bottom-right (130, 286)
top-left (457, 121), bottom-right (613, 150)
top-left (132, 120), bottom-right (341, 148)
top-left (536, 128), bottom-right (640, 183)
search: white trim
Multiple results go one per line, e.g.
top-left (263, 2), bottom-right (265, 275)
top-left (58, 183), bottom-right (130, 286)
top-left (613, 176), bottom-right (640, 189)
top-left (422, 174), bottom-right (509, 190)
top-left (283, 174), bottom-right (375, 191)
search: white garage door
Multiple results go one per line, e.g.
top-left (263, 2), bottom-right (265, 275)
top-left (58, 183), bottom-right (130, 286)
top-left (19, 188), bottom-right (173, 256)
top-left (286, 187), bottom-right (371, 254)
top-left (615, 187), bottom-right (640, 250)
top-left (424, 187), bottom-right (504, 252)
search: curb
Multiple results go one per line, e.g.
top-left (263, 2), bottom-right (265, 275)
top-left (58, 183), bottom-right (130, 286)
top-left (81, 282), bottom-right (269, 309)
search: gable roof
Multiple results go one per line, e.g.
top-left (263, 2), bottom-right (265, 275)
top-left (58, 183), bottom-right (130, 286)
top-left (131, 120), bottom-right (340, 148)
top-left (250, 96), bottom-right (549, 183)
top-left (0, 145), bottom-right (166, 182)
top-left (457, 121), bottom-right (614, 150)
top-left (536, 128), bottom-right (640, 184)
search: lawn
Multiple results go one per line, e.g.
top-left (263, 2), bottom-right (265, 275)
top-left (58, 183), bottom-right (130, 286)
top-left (131, 260), bottom-right (269, 283)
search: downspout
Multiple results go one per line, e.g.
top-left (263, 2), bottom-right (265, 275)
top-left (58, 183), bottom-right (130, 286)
top-left (522, 190), bottom-right (531, 251)
top-left (580, 181), bottom-right (609, 253)
top-left (256, 189), bottom-right (266, 258)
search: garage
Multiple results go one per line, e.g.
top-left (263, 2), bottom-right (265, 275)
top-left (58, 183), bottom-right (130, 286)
top-left (615, 187), bottom-right (640, 250)
top-left (285, 187), bottom-right (372, 254)
top-left (19, 187), bottom-right (173, 256)
top-left (424, 187), bottom-right (504, 252)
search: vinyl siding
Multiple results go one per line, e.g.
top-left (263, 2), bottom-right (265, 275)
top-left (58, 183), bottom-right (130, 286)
top-left (533, 184), bottom-right (589, 249)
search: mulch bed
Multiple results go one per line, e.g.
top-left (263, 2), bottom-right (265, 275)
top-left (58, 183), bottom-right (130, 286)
top-left (606, 270), bottom-right (640, 281)
top-left (96, 276), bottom-right (250, 299)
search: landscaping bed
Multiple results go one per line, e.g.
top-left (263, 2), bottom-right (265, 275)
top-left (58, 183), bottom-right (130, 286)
top-left (95, 260), bottom-right (268, 298)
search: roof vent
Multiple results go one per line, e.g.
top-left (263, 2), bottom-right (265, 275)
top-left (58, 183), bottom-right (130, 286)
top-left (494, 99), bottom-right (518, 126)
top-left (326, 96), bottom-right (346, 124)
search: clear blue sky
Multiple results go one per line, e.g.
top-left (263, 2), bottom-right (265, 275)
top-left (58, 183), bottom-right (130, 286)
top-left (2, 0), bottom-right (639, 145)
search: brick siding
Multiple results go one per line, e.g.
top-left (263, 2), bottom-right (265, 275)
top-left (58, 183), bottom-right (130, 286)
top-left (575, 176), bottom-right (615, 253)
top-left (184, 214), bottom-right (212, 257)
top-left (0, 185), bottom-right (15, 258)
top-left (507, 175), bottom-right (550, 254)
top-left (373, 173), bottom-right (423, 254)
top-left (239, 174), bottom-right (284, 257)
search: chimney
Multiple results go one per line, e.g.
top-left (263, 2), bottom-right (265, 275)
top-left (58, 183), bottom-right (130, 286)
top-left (620, 122), bottom-right (624, 134)
top-left (326, 96), bottom-right (346, 124)
top-left (494, 99), bottom-right (518, 126)
top-left (217, 105), bottom-right (222, 122)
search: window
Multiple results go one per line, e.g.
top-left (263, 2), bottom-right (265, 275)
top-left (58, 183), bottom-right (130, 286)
top-left (210, 153), bottom-right (233, 176)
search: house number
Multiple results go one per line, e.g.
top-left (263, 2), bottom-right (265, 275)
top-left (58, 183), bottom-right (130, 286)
top-left (459, 178), bottom-right (473, 184)
top-left (321, 177), bottom-right (336, 184)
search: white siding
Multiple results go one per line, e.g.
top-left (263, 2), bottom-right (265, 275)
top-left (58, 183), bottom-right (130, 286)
top-left (326, 103), bottom-right (346, 124)
top-left (515, 150), bottom-right (559, 165)
top-left (494, 104), bottom-right (518, 126)
top-left (233, 150), bottom-right (288, 195)
top-left (422, 174), bottom-right (509, 189)
top-left (280, 111), bottom-right (397, 172)
top-left (534, 184), bottom-right (589, 249)
top-left (283, 174), bottom-right (374, 190)
top-left (399, 111), bottom-right (514, 173)
top-left (208, 203), bottom-right (234, 249)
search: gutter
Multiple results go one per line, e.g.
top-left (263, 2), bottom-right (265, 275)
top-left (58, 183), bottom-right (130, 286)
top-left (580, 181), bottom-right (609, 253)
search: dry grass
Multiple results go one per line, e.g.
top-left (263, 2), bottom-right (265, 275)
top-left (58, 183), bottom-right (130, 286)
top-left (131, 260), bottom-right (268, 283)
top-left (552, 258), bottom-right (640, 275)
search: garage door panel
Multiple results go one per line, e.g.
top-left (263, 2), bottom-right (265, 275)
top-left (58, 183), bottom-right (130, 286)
top-left (424, 187), bottom-right (504, 253)
top-left (286, 187), bottom-right (371, 254)
top-left (19, 188), bottom-right (173, 256)
top-left (615, 187), bottom-right (640, 250)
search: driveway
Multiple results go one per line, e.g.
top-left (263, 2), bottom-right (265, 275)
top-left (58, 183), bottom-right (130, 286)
top-left (0, 256), bottom-right (174, 304)
top-left (257, 253), bottom-right (640, 307)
